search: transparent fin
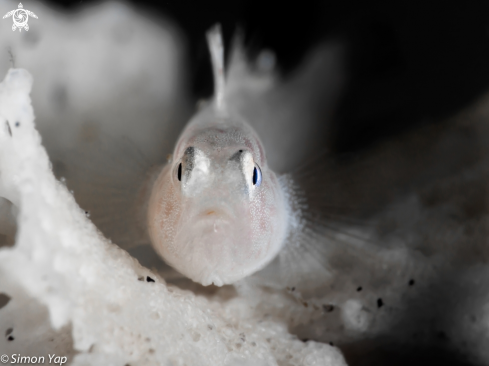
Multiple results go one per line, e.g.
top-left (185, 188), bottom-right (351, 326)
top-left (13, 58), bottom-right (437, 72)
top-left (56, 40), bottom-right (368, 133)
top-left (206, 24), bottom-right (226, 111)
top-left (226, 30), bottom-right (276, 96)
top-left (226, 35), bottom-right (346, 173)
top-left (50, 135), bottom-right (160, 249)
top-left (256, 113), bottom-right (489, 298)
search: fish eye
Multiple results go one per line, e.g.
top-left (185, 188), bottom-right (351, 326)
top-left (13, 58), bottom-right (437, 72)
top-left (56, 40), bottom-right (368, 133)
top-left (177, 163), bottom-right (182, 181)
top-left (252, 164), bottom-right (262, 186)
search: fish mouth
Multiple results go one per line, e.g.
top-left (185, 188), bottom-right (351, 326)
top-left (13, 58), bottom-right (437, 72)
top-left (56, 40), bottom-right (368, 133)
top-left (199, 208), bottom-right (231, 219)
top-left (187, 205), bottom-right (236, 239)
top-left (195, 203), bottom-right (235, 222)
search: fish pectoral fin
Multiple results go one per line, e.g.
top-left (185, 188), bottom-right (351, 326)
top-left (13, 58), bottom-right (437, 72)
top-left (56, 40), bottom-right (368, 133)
top-left (49, 134), bottom-right (158, 250)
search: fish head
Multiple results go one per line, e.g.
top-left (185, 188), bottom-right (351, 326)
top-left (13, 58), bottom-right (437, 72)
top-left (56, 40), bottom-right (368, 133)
top-left (147, 110), bottom-right (287, 286)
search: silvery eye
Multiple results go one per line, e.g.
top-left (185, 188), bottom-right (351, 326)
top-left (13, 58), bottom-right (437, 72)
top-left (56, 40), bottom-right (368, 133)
top-left (252, 164), bottom-right (262, 186)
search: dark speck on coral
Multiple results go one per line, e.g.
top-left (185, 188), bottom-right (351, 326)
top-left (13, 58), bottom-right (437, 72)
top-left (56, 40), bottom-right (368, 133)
top-left (146, 276), bottom-right (155, 283)
top-left (377, 298), bottom-right (384, 308)
top-left (0, 293), bottom-right (11, 309)
top-left (6, 121), bottom-right (11, 136)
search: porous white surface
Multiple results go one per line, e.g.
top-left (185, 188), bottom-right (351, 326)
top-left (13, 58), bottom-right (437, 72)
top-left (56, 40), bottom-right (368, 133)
top-left (0, 68), bottom-right (346, 365)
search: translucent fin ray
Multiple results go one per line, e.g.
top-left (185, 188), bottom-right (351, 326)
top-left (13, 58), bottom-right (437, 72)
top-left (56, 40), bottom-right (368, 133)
top-left (206, 24), bottom-right (226, 111)
top-left (49, 135), bottom-right (157, 249)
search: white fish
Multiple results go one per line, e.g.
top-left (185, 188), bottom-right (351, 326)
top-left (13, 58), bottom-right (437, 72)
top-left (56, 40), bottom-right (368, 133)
top-left (146, 26), bottom-right (288, 286)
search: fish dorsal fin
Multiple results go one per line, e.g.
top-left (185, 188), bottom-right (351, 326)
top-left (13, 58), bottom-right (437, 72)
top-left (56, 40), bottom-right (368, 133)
top-left (206, 25), bottom-right (276, 112)
top-left (206, 25), bottom-right (226, 111)
top-left (226, 31), bottom-right (275, 98)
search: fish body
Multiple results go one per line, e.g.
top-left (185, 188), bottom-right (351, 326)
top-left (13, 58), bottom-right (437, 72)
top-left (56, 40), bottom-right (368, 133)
top-left (147, 105), bottom-right (288, 286)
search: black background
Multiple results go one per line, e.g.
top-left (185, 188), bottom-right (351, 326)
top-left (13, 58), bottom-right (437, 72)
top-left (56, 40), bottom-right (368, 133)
top-left (45, 0), bottom-right (489, 153)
